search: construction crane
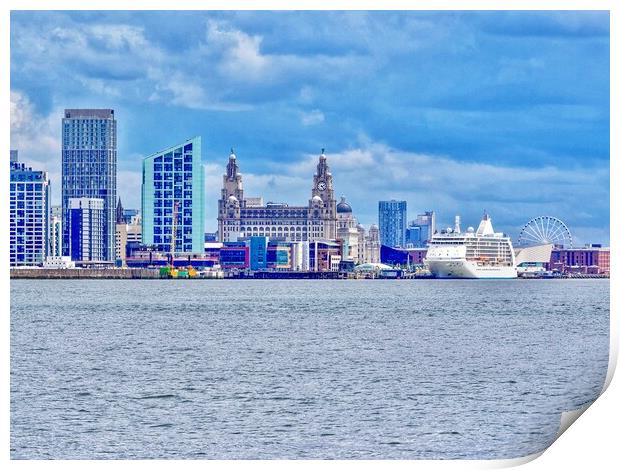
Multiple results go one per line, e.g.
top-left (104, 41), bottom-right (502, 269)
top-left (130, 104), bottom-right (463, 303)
top-left (170, 200), bottom-right (180, 261)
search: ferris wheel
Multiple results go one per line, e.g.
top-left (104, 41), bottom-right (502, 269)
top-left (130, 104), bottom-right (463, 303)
top-left (517, 216), bottom-right (572, 248)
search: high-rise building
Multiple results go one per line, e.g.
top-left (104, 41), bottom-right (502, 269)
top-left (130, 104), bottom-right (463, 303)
top-left (378, 200), bottom-right (407, 248)
top-left (218, 149), bottom-right (338, 242)
top-left (141, 137), bottom-right (205, 254)
top-left (10, 151), bottom-right (51, 266)
top-left (62, 109), bottom-right (117, 261)
top-left (405, 210), bottom-right (436, 247)
top-left (50, 205), bottom-right (62, 257)
top-left (68, 197), bottom-right (105, 262)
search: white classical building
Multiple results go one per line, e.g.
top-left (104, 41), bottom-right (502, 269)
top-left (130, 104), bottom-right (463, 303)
top-left (218, 149), bottom-right (339, 243)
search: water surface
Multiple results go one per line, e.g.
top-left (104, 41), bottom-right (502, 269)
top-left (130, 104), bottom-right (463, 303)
top-left (10, 279), bottom-right (609, 459)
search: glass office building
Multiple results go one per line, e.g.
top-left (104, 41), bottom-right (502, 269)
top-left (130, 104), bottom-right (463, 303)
top-left (10, 152), bottom-right (51, 266)
top-left (62, 109), bottom-right (117, 261)
top-left (142, 137), bottom-right (205, 254)
top-left (378, 200), bottom-right (407, 248)
top-left (405, 212), bottom-right (435, 247)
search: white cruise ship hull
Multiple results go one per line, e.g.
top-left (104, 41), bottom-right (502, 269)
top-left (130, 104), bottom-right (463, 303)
top-left (426, 259), bottom-right (517, 279)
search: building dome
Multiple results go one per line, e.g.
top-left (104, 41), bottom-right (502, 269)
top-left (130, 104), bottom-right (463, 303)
top-left (337, 196), bottom-right (353, 213)
top-left (370, 223), bottom-right (378, 230)
top-left (357, 223), bottom-right (365, 230)
top-left (229, 148), bottom-right (236, 159)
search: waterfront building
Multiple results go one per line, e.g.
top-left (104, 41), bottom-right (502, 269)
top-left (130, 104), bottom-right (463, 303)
top-left (547, 246), bottom-right (610, 275)
top-left (380, 245), bottom-right (428, 268)
top-left (50, 205), bottom-right (62, 257)
top-left (126, 250), bottom-right (217, 269)
top-left (218, 149), bottom-right (338, 243)
top-left (219, 241), bottom-right (249, 270)
top-left (62, 109), bottom-right (117, 261)
top-left (267, 242), bottom-right (292, 270)
top-left (249, 236), bottom-right (268, 271)
top-left (378, 200), bottom-right (407, 248)
top-left (68, 197), bottom-right (105, 262)
top-left (141, 137), bottom-right (205, 254)
top-left (309, 239), bottom-right (343, 272)
top-left (291, 240), bottom-right (310, 271)
top-left (10, 152), bottom-right (51, 266)
top-left (336, 196), bottom-right (359, 261)
top-left (406, 211), bottom-right (436, 247)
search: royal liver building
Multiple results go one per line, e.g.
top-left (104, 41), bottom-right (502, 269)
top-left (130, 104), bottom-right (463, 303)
top-left (218, 149), bottom-right (338, 242)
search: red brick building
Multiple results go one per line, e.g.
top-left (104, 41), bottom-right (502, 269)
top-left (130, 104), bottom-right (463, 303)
top-left (547, 246), bottom-right (610, 275)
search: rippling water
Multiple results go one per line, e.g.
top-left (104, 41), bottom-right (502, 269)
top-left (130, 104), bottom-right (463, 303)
top-left (10, 279), bottom-right (609, 459)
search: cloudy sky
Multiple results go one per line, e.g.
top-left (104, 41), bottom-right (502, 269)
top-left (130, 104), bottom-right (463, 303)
top-left (10, 11), bottom-right (610, 244)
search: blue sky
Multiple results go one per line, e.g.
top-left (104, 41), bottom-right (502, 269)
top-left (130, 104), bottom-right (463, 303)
top-left (10, 11), bottom-right (610, 244)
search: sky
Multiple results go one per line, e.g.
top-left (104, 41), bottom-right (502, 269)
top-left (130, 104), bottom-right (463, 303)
top-left (9, 10), bottom-right (610, 245)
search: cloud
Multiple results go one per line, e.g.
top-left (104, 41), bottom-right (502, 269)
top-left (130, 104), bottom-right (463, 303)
top-left (10, 11), bottom-right (610, 244)
top-left (474, 11), bottom-right (610, 38)
top-left (300, 109), bottom-right (325, 126)
top-left (213, 138), bottom-right (609, 244)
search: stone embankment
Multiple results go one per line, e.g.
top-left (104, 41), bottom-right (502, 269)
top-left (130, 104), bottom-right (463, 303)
top-left (10, 268), bottom-right (160, 279)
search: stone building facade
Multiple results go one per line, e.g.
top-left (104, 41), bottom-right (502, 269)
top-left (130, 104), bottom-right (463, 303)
top-left (218, 150), bottom-right (338, 242)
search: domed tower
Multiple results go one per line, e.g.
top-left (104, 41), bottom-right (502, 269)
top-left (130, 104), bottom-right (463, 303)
top-left (336, 195), bottom-right (359, 261)
top-left (218, 148), bottom-right (244, 241)
top-left (309, 149), bottom-right (337, 240)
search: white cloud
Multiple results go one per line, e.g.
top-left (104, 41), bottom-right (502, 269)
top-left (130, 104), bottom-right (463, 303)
top-left (203, 139), bottom-right (608, 243)
top-left (300, 109), bottom-right (325, 126)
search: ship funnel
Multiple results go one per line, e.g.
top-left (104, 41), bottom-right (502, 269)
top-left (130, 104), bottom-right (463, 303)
top-left (454, 215), bottom-right (461, 234)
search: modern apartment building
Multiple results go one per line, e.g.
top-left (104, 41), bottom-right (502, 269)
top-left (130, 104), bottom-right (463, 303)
top-left (9, 151), bottom-right (51, 266)
top-left (68, 197), bottom-right (105, 262)
top-left (141, 137), bottom-right (205, 254)
top-left (62, 109), bottom-right (117, 261)
top-left (378, 200), bottom-right (407, 248)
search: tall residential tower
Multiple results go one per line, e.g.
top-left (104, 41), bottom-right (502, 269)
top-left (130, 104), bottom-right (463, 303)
top-left (9, 151), bottom-right (51, 266)
top-left (61, 109), bottom-right (117, 261)
top-left (378, 200), bottom-right (407, 248)
top-left (141, 137), bottom-right (205, 254)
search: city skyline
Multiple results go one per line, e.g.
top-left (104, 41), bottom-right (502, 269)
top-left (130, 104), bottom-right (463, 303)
top-left (10, 11), bottom-right (610, 244)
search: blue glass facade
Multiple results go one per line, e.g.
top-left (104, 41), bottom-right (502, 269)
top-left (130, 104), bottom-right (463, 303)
top-left (10, 155), bottom-right (50, 266)
top-left (380, 245), bottom-right (410, 267)
top-left (267, 242), bottom-right (291, 269)
top-left (249, 236), bottom-right (268, 271)
top-left (406, 211), bottom-right (435, 247)
top-left (62, 109), bottom-right (117, 261)
top-left (68, 198), bottom-right (105, 261)
top-left (220, 242), bottom-right (249, 269)
top-left (142, 137), bottom-right (205, 254)
top-left (378, 200), bottom-right (407, 248)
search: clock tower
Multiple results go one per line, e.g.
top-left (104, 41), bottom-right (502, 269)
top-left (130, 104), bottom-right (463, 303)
top-left (309, 149), bottom-right (337, 239)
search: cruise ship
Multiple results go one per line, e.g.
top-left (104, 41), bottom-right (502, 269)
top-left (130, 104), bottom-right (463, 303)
top-left (425, 213), bottom-right (517, 279)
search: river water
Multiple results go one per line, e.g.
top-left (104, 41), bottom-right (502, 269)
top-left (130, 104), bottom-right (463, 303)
top-left (10, 279), bottom-right (609, 459)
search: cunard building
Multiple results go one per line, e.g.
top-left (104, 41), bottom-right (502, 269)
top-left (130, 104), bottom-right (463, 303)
top-left (218, 149), bottom-right (339, 242)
